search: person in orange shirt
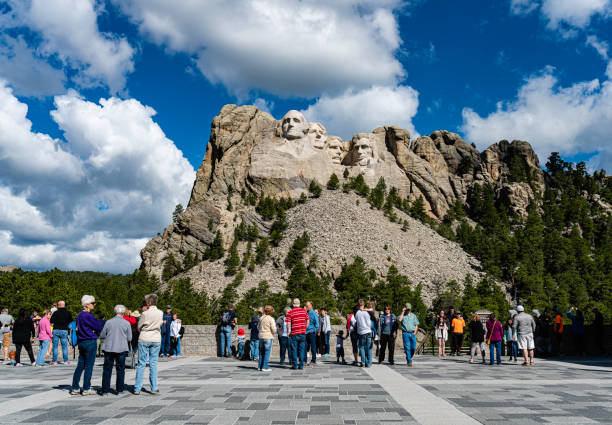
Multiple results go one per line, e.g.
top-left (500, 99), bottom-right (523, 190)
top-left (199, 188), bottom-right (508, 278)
top-left (553, 307), bottom-right (564, 355)
top-left (451, 313), bottom-right (466, 356)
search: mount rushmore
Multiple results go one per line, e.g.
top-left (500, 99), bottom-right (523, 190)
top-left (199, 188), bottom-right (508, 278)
top-left (140, 104), bottom-right (545, 300)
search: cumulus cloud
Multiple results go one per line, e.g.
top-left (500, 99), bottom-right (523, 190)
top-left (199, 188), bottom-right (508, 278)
top-left (460, 66), bottom-right (612, 172)
top-left (510, 0), bottom-right (612, 32)
top-left (301, 85), bottom-right (419, 140)
top-left (113, 0), bottom-right (405, 98)
top-left (2, 0), bottom-right (135, 93)
top-left (586, 35), bottom-right (610, 59)
top-left (0, 36), bottom-right (66, 97)
top-left (0, 82), bottom-right (195, 272)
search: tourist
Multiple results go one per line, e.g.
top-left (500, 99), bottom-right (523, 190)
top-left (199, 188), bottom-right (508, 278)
top-left (451, 312), bottom-right (466, 356)
top-left (99, 305), bottom-right (132, 395)
top-left (336, 330), bottom-right (347, 364)
top-left (286, 298), bottom-right (309, 370)
top-left (161, 305), bottom-right (173, 357)
top-left (68, 319), bottom-right (77, 360)
top-left (486, 313), bottom-right (503, 365)
top-left (434, 311), bottom-right (449, 358)
top-left (248, 309), bottom-right (262, 361)
top-left (96, 313), bottom-right (107, 357)
top-left (31, 311), bottom-right (41, 331)
top-left (378, 305), bottom-right (397, 364)
top-left (1, 307), bottom-right (14, 363)
top-left (319, 308), bottom-right (331, 358)
top-left (504, 318), bottom-right (518, 362)
top-left (219, 304), bottom-right (237, 357)
top-left (305, 301), bottom-right (319, 365)
top-left (257, 305), bottom-right (277, 371)
top-left (513, 305), bottom-right (536, 366)
top-left (276, 307), bottom-right (290, 365)
top-left (35, 310), bottom-right (52, 367)
top-left (71, 295), bottom-right (103, 395)
top-left (11, 308), bottom-right (35, 366)
top-left (133, 293), bottom-right (163, 395)
top-left (447, 306), bottom-right (457, 355)
top-left (398, 303), bottom-right (419, 367)
top-left (366, 301), bottom-right (378, 357)
top-left (552, 307), bottom-right (564, 355)
top-left (123, 310), bottom-right (139, 353)
top-left (234, 328), bottom-right (246, 359)
top-left (592, 307), bottom-right (605, 355)
top-left (468, 313), bottom-right (486, 364)
top-left (347, 305), bottom-right (359, 365)
top-left (353, 300), bottom-right (373, 367)
top-left (567, 307), bottom-right (586, 356)
top-left (50, 300), bottom-right (72, 365)
top-left (169, 313), bottom-right (181, 357)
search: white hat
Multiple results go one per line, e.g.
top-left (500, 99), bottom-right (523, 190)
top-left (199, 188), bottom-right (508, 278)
top-left (516, 305), bottom-right (525, 312)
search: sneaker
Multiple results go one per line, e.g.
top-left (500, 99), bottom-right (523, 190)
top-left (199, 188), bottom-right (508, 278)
top-left (408, 363), bottom-right (413, 367)
top-left (15, 363), bottom-right (23, 367)
top-left (469, 359), bottom-right (473, 364)
top-left (81, 389), bottom-right (97, 396)
top-left (261, 368), bottom-right (271, 372)
top-left (64, 361), bottom-right (71, 365)
top-left (133, 391), bottom-right (140, 395)
top-left (151, 390), bottom-right (160, 395)
top-left (49, 361), bottom-right (58, 366)
top-left (69, 389), bottom-right (81, 396)
top-left (34, 364), bottom-right (43, 368)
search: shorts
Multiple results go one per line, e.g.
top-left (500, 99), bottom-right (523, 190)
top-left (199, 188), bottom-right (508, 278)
top-left (2, 332), bottom-right (9, 349)
top-left (518, 334), bottom-right (535, 350)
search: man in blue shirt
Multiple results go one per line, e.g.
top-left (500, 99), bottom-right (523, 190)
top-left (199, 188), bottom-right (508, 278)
top-left (161, 306), bottom-right (173, 357)
top-left (305, 301), bottom-right (319, 365)
top-left (378, 305), bottom-right (397, 365)
top-left (398, 303), bottom-right (419, 367)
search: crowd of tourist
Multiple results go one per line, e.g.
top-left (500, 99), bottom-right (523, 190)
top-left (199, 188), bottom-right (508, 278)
top-left (0, 294), bottom-right (607, 396)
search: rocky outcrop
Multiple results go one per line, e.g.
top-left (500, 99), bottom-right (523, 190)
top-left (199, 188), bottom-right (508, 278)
top-left (0, 265), bottom-right (18, 273)
top-left (141, 105), bottom-right (547, 297)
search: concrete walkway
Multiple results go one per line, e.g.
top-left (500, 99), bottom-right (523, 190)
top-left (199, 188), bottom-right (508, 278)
top-left (0, 355), bottom-right (610, 424)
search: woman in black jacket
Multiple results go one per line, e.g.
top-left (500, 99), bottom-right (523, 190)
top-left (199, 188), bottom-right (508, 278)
top-left (468, 313), bottom-right (486, 364)
top-left (12, 308), bottom-right (35, 366)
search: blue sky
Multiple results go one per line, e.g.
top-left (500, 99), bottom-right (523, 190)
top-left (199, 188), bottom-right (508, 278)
top-left (0, 0), bottom-right (611, 272)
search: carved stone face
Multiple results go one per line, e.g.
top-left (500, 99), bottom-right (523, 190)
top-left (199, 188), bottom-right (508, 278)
top-left (354, 136), bottom-right (375, 166)
top-left (326, 136), bottom-right (344, 164)
top-left (308, 123), bottom-right (327, 149)
top-left (281, 110), bottom-right (309, 141)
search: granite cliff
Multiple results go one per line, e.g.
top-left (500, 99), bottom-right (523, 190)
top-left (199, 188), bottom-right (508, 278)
top-left (141, 105), bottom-right (546, 302)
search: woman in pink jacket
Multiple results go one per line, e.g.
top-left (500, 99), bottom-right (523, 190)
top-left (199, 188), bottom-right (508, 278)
top-left (35, 310), bottom-right (53, 367)
top-left (486, 312), bottom-right (504, 366)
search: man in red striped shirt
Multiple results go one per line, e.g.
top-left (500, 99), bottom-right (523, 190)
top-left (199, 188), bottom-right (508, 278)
top-left (286, 298), bottom-right (309, 369)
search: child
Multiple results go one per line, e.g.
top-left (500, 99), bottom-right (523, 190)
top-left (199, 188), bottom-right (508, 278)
top-left (234, 328), bottom-right (246, 360)
top-left (336, 330), bottom-right (347, 364)
top-left (504, 318), bottom-right (518, 362)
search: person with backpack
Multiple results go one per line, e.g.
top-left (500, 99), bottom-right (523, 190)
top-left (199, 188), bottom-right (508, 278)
top-left (219, 305), bottom-right (237, 358)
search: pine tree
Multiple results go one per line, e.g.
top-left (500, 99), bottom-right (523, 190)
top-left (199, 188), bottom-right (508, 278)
top-left (309, 180), bottom-right (322, 198)
top-left (242, 241), bottom-right (252, 268)
top-left (270, 210), bottom-right (288, 247)
top-left (285, 232), bottom-right (310, 269)
top-left (204, 231), bottom-right (224, 261)
top-left (410, 196), bottom-right (427, 222)
top-left (224, 239), bottom-right (240, 276)
top-left (343, 168), bottom-right (349, 179)
top-left (327, 173), bottom-right (339, 190)
top-left (172, 204), bottom-right (184, 223)
top-left (255, 238), bottom-right (270, 265)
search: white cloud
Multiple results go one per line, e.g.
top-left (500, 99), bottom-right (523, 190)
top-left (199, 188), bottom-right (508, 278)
top-left (0, 36), bottom-right (65, 97)
top-left (460, 66), bottom-right (612, 172)
top-left (3, 0), bottom-right (135, 93)
top-left (586, 35), bottom-right (609, 59)
top-left (510, 0), bottom-right (612, 32)
top-left (0, 82), bottom-right (195, 272)
top-left (302, 85), bottom-right (419, 140)
top-left (113, 0), bottom-right (406, 98)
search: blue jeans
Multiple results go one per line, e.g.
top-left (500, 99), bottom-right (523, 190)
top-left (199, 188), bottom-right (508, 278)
top-left (489, 340), bottom-right (502, 365)
top-left (289, 334), bottom-right (306, 368)
top-left (402, 332), bottom-right (416, 364)
top-left (161, 331), bottom-right (170, 355)
top-left (177, 337), bottom-right (181, 356)
top-left (237, 342), bottom-right (245, 358)
top-left (134, 342), bottom-right (161, 392)
top-left (36, 339), bottom-right (50, 366)
top-left (52, 330), bottom-right (69, 362)
top-left (71, 339), bottom-right (97, 391)
top-left (219, 325), bottom-right (232, 356)
top-left (250, 339), bottom-right (259, 359)
top-left (306, 332), bottom-right (317, 363)
top-left (507, 341), bottom-right (518, 360)
top-left (324, 331), bottom-right (331, 355)
top-left (258, 339), bottom-right (273, 370)
top-left (279, 336), bottom-right (289, 363)
top-left (102, 351), bottom-right (127, 393)
top-left (358, 333), bottom-right (373, 366)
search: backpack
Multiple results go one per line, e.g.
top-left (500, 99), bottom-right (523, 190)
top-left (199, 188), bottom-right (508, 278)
top-left (221, 311), bottom-right (232, 326)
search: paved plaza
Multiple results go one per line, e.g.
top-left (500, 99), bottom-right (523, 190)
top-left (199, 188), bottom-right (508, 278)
top-left (0, 355), bottom-right (611, 424)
